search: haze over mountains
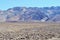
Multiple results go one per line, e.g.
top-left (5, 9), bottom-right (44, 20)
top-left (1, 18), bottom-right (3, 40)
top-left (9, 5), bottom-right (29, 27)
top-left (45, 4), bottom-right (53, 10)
top-left (0, 6), bottom-right (60, 22)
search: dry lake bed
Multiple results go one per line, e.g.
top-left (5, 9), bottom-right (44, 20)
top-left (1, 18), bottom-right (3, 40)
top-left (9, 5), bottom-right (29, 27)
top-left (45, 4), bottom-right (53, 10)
top-left (0, 22), bottom-right (60, 40)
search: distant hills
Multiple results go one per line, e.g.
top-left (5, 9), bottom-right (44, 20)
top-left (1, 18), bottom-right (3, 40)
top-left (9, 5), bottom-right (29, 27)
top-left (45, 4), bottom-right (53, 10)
top-left (0, 6), bottom-right (60, 22)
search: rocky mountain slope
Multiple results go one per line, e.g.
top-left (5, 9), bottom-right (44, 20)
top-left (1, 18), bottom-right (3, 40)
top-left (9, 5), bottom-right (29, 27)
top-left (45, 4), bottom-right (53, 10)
top-left (0, 6), bottom-right (60, 22)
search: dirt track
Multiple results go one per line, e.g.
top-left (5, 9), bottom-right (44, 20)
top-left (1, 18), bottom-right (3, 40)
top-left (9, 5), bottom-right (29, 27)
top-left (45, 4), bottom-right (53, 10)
top-left (0, 22), bottom-right (60, 40)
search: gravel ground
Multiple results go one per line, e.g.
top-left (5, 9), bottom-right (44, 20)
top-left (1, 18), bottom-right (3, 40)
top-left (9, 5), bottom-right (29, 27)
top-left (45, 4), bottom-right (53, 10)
top-left (0, 22), bottom-right (60, 40)
top-left (0, 27), bottom-right (60, 40)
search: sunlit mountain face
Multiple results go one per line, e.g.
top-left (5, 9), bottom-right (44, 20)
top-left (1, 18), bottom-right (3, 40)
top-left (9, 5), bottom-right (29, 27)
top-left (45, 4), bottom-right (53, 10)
top-left (0, 6), bottom-right (60, 22)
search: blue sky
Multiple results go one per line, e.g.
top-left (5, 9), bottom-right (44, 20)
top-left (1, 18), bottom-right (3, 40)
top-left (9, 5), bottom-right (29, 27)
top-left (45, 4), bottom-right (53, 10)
top-left (0, 0), bottom-right (60, 10)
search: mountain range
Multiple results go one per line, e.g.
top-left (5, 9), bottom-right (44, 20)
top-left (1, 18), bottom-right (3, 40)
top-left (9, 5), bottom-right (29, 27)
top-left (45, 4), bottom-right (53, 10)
top-left (0, 6), bottom-right (60, 22)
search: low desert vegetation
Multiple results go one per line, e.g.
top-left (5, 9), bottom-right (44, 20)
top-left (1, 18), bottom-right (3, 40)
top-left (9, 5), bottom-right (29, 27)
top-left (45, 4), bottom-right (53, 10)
top-left (0, 22), bottom-right (60, 40)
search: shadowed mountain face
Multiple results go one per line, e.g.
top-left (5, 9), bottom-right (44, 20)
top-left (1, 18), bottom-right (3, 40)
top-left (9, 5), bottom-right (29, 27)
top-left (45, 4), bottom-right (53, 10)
top-left (0, 6), bottom-right (60, 22)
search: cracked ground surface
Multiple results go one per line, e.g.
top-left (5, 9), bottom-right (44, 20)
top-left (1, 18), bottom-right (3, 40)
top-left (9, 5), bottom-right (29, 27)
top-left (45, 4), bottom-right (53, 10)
top-left (0, 22), bottom-right (60, 40)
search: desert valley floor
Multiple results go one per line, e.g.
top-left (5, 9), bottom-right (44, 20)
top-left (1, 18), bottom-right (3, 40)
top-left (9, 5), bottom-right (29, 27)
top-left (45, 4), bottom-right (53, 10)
top-left (0, 22), bottom-right (60, 40)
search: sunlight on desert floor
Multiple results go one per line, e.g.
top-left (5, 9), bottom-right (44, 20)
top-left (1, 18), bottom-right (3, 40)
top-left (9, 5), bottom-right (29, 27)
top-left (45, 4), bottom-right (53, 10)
top-left (0, 22), bottom-right (60, 40)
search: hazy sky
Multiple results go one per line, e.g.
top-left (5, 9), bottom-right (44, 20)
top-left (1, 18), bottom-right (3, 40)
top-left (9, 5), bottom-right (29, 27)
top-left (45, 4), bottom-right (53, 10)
top-left (0, 0), bottom-right (60, 10)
